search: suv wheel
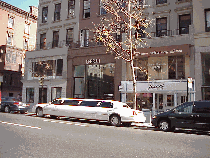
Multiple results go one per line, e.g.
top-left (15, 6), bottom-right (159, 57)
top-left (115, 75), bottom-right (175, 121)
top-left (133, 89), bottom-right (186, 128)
top-left (4, 106), bottom-right (10, 113)
top-left (158, 120), bottom-right (172, 132)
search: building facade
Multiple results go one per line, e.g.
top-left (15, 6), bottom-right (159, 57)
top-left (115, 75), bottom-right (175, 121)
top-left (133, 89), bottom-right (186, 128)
top-left (120, 0), bottom-right (209, 111)
top-left (22, 0), bottom-right (80, 108)
top-left (66, 0), bottom-right (122, 101)
top-left (0, 0), bottom-right (37, 98)
top-left (192, 0), bottom-right (210, 101)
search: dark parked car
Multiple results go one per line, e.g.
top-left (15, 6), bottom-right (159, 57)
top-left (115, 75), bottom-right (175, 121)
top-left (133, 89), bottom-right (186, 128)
top-left (0, 97), bottom-right (29, 114)
top-left (152, 101), bottom-right (210, 132)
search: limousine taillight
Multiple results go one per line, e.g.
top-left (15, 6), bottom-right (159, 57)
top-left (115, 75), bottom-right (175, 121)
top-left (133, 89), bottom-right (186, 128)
top-left (133, 111), bottom-right (137, 115)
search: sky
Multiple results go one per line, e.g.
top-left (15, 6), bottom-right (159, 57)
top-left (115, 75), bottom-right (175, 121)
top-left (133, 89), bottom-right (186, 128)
top-left (3, 0), bottom-right (39, 12)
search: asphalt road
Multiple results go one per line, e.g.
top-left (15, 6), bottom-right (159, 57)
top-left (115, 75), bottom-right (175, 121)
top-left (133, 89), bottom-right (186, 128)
top-left (0, 112), bottom-right (210, 158)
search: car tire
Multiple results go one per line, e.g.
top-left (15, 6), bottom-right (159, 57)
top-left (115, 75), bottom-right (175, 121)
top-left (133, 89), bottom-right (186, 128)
top-left (4, 106), bottom-right (10, 113)
top-left (123, 122), bottom-right (132, 127)
top-left (50, 115), bottom-right (57, 119)
top-left (36, 108), bottom-right (44, 117)
top-left (109, 114), bottom-right (121, 126)
top-left (20, 111), bottom-right (25, 114)
top-left (158, 120), bottom-right (172, 132)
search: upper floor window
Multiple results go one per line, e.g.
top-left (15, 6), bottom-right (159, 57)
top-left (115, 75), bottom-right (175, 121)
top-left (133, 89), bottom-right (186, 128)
top-left (99, 0), bottom-right (106, 15)
top-left (66, 28), bottom-right (74, 46)
top-left (179, 14), bottom-right (191, 34)
top-left (7, 33), bottom-right (13, 45)
top-left (68, 0), bottom-right (75, 16)
top-left (80, 29), bottom-right (89, 47)
top-left (24, 39), bottom-right (28, 50)
top-left (54, 3), bottom-right (61, 21)
top-left (52, 31), bottom-right (59, 48)
top-left (156, 17), bottom-right (167, 37)
top-left (83, 0), bottom-right (90, 18)
top-left (205, 9), bottom-right (210, 32)
top-left (168, 55), bottom-right (185, 79)
top-left (56, 59), bottom-right (63, 76)
top-left (8, 17), bottom-right (14, 28)
top-left (40, 33), bottom-right (46, 49)
top-left (42, 7), bottom-right (48, 23)
top-left (24, 23), bottom-right (30, 34)
top-left (156, 0), bottom-right (167, 5)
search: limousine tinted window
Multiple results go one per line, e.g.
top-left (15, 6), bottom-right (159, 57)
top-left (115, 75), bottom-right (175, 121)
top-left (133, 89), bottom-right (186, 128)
top-left (52, 99), bottom-right (62, 105)
top-left (100, 102), bottom-right (113, 108)
top-left (80, 101), bottom-right (100, 107)
top-left (63, 100), bottom-right (80, 105)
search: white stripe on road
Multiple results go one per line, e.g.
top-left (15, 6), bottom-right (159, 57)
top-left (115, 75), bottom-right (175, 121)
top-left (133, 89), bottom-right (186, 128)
top-left (0, 120), bottom-right (41, 130)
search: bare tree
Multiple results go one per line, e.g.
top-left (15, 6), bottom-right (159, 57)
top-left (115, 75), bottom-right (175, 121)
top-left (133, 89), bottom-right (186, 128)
top-left (93, 0), bottom-right (152, 109)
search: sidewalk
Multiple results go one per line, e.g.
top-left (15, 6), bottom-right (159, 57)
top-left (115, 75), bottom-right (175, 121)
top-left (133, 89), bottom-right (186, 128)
top-left (132, 122), bottom-right (154, 128)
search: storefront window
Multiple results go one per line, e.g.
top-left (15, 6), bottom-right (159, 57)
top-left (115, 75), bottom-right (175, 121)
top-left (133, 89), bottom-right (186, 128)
top-left (51, 87), bottom-right (62, 101)
top-left (86, 63), bottom-right (115, 99)
top-left (39, 88), bottom-right (47, 103)
top-left (167, 95), bottom-right (174, 106)
top-left (26, 88), bottom-right (34, 103)
top-left (135, 58), bottom-right (148, 81)
top-left (74, 65), bottom-right (85, 98)
top-left (168, 55), bottom-right (185, 79)
top-left (201, 53), bottom-right (210, 86)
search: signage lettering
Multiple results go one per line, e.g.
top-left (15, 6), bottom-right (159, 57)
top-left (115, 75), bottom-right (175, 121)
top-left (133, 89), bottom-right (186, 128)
top-left (86, 59), bottom-right (100, 64)
top-left (148, 84), bottom-right (164, 90)
top-left (141, 49), bottom-right (182, 56)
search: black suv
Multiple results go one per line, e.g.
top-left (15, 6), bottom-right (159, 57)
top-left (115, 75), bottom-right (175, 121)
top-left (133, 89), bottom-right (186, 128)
top-left (151, 101), bottom-right (210, 131)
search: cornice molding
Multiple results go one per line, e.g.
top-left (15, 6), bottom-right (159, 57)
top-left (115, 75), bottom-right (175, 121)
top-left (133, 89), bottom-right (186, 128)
top-left (174, 6), bottom-right (193, 13)
top-left (152, 9), bottom-right (171, 15)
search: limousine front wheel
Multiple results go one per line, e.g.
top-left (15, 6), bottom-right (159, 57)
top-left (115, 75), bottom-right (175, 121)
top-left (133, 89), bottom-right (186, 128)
top-left (36, 108), bottom-right (44, 117)
top-left (109, 115), bottom-right (121, 126)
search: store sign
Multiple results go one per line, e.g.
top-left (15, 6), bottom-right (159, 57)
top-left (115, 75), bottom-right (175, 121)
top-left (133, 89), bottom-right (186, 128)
top-left (140, 49), bottom-right (182, 56)
top-left (148, 84), bottom-right (164, 90)
top-left (120, 80), bottom-right (193, 93)
top-left (86, 59), bottom-right (100, 64)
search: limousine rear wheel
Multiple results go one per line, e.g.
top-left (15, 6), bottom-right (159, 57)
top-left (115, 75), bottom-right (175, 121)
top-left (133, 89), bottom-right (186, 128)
top-left (109, 115), bottom-right (121, 126)
top-left (36, 107), bottom-right (44, 117)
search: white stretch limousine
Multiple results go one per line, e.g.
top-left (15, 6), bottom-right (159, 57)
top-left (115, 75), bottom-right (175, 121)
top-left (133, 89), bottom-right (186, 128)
top-left (32, 98), bottom-right (146, 126)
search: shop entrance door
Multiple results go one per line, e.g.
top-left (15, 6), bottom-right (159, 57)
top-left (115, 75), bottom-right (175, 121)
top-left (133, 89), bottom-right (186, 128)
top-left (39, 88), bottom-right (47, 103)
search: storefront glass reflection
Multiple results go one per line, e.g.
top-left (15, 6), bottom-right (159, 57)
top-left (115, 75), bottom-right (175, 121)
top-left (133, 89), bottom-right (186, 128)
top-left (74, 63), bottom-right (115, 99)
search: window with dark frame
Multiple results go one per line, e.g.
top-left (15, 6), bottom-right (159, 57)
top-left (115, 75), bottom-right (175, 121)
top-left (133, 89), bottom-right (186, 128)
top-left (66, 28), bottom-right (73, 46)
top-left (83, 0), bottom-right (90, 18)
top-left (205, 9), bottom-right (210, 32)
top-left (56, 59), bottom-right (63, 76)
top-left (40, 33), bottom-right (46, 49)
top-left (26, 88), bottom-right (34, 103)
top-left (54, 3), bottom-right (61, 21)
top-left (7, 33), bottom-right (13, 45)
top-left (42, 7), bottom-right (48, 23)
top-left (156, 17), bottom-right (167, 37)
top-left (80, 29), bottom-right (89, 47)
top-left (168, 55), bottom-right (185, 79)
top-left (156, 0), bottom-right (167, 5)
top-left (179, 14), bottom-right (191, 34)
top-left (68, 0), bottom-right (75, 16)
top-left (99, 0), bottom-right (106, 15)
top-left (52, 31), bottom-right (59, 48)
top-left (8, 17), bottom-right (14, 28)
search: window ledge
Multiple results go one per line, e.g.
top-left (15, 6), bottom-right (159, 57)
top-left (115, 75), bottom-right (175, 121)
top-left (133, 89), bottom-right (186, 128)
top-left (155, 3), bottom-right (169, 7)
top-left (52, 20), bottom-right (62, 23)
top-left (175, 0), bottom-right (192, 5)
top-left (66, 15), bottom-right (76, 20)
top-left (82, 17), bottom-right (91, 20)
top-left (40, 23), bottom-right (48, 27)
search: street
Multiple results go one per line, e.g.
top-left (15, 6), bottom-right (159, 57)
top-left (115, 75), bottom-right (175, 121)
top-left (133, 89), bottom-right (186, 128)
top-left (0, 112), bottom-right (210, 158)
